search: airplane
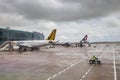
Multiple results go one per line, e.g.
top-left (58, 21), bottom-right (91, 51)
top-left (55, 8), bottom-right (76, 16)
top-left (59, 35), bottom-right (88, 47)
top-left (12, 29), bottom-right (57, 51)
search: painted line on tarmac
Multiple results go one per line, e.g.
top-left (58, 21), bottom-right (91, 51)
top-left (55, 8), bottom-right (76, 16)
top-left (79, 64), bottom-right (94, 80)
top-left (47, 57), bottom-right (87, 80)
top-left (112, 48), bottom-right (117, 80)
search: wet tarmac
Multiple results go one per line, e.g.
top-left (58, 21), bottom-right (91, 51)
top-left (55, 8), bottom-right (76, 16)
top-left (0, 43), bottom-right (120, 80)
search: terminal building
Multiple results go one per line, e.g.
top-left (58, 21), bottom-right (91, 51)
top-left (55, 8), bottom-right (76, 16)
top-left (0, 27), bottom-right (45, 44)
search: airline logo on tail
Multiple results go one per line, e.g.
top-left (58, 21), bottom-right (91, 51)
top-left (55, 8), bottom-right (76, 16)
top-left (82, 35), bottom-right (88, 41)
top-left (46, 29), bottom-right (57, 40)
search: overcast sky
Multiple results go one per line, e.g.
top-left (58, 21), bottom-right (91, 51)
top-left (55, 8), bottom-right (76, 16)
top-left (0, 0), bottom-right (120, 42)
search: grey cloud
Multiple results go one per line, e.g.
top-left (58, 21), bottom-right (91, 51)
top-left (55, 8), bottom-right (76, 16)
top-left (0, 0), bottom-right (80, 21)
top-left (1, 0), bottom-right (120, 21)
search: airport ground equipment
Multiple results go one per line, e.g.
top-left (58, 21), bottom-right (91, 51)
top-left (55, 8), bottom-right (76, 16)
top-left (89, 58), bottom-right (101, 64)
top-left (0, 41), bottom-right (14, 51)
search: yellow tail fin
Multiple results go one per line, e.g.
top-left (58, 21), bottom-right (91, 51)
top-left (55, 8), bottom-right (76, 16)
top-left (46, 29), bottom-right (57, 40)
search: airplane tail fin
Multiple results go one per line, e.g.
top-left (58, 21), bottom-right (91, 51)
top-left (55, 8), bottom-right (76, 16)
top-left (46, 29), bottom-right (57, 40)
top-left (82, 35), bottom-right (88, 41)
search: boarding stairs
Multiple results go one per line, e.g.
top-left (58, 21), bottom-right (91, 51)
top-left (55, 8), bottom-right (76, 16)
top-left (0, 41), bottom-right (13, 51)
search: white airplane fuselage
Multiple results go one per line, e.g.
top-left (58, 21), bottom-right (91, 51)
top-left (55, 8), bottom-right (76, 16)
top-left (13, 40), bottom-right (54, 48)
top-left (11, 40), bottom-right (57, 51)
